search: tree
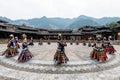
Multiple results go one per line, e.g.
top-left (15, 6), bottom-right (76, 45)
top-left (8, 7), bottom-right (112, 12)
top-left (107, 22), bottom-right (119, 29)
top-left (107, 22), bottom-right (120, 40)
top-left (21, 23), bottom-right (27, 27)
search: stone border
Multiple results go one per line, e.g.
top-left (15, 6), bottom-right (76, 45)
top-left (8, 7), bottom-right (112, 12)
top-left (0, 54), bottom-right (119, 74)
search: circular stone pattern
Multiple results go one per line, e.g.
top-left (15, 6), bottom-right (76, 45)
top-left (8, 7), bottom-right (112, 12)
top-left (0, 43), bottom-right (119, 74)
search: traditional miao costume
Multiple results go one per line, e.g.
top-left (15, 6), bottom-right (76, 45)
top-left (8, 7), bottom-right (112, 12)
top-left (88, 40), bottom-right (91, 47)
top-left (76, 40), bottom-right (79, 45)
top-left (107, 36), bottom-right (116, 54)
top-left (14, 37), bottom-right (20, 54)
top-left (63, 40), bottom-right (67, 44)
top-left (18, 36), bottom-right (33, 62)
top-left (82, 41), bottom-right (86, 46)
top-left (107, 41), bottom-right (116, 54)
top-left (39, 38), bottom-right (43, 45)
top-left (54, 40), bottom-right (69, 64)
top-left (102, 37), bottom-right (116, 54)
top-left (102, 40), bottom-right (109, 54)
top-left (92, 42), bottom-right (96, 47)
top-left (90, 39), bottom-right (108, 62)
top-left (47, 39), bottom-right (51, 45)
top-left (54, 34), bottom-right (69, 64)
top-left (29, 38), bottom-right (34, 46)
top-left (70, 39), bottom-right (73, 45)
top-left (2, 35), bottom-right (17, 57)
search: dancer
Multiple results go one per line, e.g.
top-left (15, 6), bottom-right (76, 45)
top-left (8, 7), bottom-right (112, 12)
top-left (70, 39), bottom-right (73, 45)
top-left (88, 40), bottom-right (91, 47)
top-left (82, 40), bottom-right (86, 46)
top-left (2, 34), bottom-right (16, 57)
top-left (63, 39), bottom-right (67, 44)
top-left (54, 34), bottom-right (69, 65)
top-left (102, 37), bottom-right (109, 54)
top-left (107, 36), bottom-right (116, 54)
top-left (29, 37), bottom-right (34, 46)
top-left (88, 37), bottom-right (92, 47)
top-left (18, 34), bottom-right (33, 62)
top-left (47, 38), bottom-right (51, 45)
top-left (39, 38), bottom-right (43, 45)
top-left (76, 40), bottom-right (79, 45)
top-left (92, 39), bottom-right (96, 47)
top-left (14, 36), bottom-right (20, 54)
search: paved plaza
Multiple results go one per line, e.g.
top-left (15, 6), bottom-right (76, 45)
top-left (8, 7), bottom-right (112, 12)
top-left (0, 43), bottom-right (120, 80)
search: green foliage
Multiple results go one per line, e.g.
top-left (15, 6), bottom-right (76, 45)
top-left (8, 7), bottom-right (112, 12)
top-left (21, 23), bottom-right (27, 27)
top-left (107, 22), bottom-right (120, 33)
top-left (107, 22), bottom-right (119, 30)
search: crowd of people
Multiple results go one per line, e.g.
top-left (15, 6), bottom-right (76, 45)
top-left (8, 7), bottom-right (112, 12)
top-left (90, 36), bottom-right (116, 62)
top-left (2, 34), bottom-right (33, 62)
top-left (1, 34), bottom-right (116, 65)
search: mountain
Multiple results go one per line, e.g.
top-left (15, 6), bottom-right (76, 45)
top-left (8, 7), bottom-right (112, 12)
top-left (68, 19), bottom-right (99, 29)
top-left (97, 17), bottom-right (120, 25)
top-left (68, 15), bottom-right (120, 29)
top-left (0, 15), bottom-right (120, 29)
top-left (0, 16), bottom-right (12, 23)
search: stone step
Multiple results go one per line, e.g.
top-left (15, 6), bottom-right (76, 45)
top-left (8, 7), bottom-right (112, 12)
top-left (0, 61), bottom-right (120, 80)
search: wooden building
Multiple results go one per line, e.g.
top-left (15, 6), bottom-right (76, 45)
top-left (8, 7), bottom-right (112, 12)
top-left (0, 20), bottom-right (19, 38)
top-left (77, 26), bottom-right (112, 40)
top-left (78, 26), bottom-right (97, 40)
top-left (95, 27), bottom-right (112, 39)
top-left (114, 26), bottom-right (120, 40)
top-left (0, 19), bottom-right (113, 41)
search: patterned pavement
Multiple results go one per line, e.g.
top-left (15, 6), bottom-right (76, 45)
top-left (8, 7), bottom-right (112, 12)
top-left (0, 43), bottom-right (120, 80)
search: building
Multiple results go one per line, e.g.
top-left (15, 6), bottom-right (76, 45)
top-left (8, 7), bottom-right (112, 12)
top-left (0, 19), bottom-right (113, 41)
top-left (114, 26), bottom-right (120, 40)
top-left (0, 20), bottom-right (19, 38)
top-left (77, 26), bottom-right (112, 40)
top-left (78, 26), bottom-right (97, 40)
top-left (96, 27), bottom-right (112, 39)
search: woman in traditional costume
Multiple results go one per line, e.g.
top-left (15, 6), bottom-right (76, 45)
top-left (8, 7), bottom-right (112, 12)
top-left (90, 35), bottom-right (108, 62)
top-left (76, 40), bottom-right (79, 45)
top-left (88, 40), bottom-right (91, 47)
top-left (18, 34), bottom-right (33, 62)
top-left (107, 36), bottom-right (116, 54)
top-left (29, 37), bottom-right (34, 46)
top-left (92, 42), bottom-right (96, 47)
top-left (88, 37), bottom-right (92, 47)
top-left (2, 34), bottom-right (16, 57)
top-left (70, 39), bottom-right (73, 45)
top-left (54, 34), bottom-right (69, 65)
top-left (108, 44), bottom-right (116, 54)
top-left (102, 37), bottom-right (109, 54)
top-left (14, 36), bottom-right (20, 54)
top-left (82, 40), bottom-right (86, 46)
top-left (39, 38), bottom-right (43, 45)
top-left (47, 38), bottom-right (51, 45)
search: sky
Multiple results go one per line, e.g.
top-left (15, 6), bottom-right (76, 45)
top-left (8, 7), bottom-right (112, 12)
top-left (0, 0), bottom-right (120, 20)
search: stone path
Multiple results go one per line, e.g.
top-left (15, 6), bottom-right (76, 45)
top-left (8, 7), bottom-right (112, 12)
top-left (0, 43), bottom-right (120, 80)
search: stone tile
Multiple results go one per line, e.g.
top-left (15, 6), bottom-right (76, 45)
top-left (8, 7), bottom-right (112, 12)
top-left (0, 43), bottom-right (119, 80)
